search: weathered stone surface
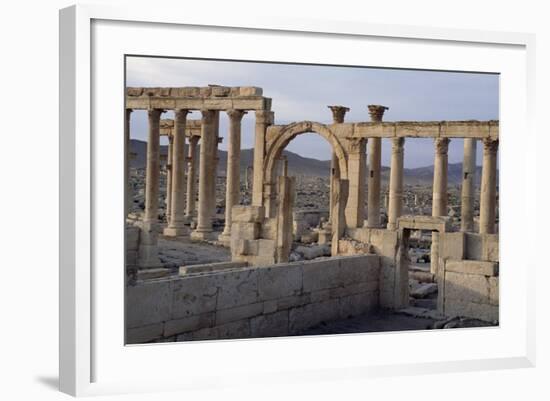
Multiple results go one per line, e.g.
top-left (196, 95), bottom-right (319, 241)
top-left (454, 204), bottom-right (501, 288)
top-left (275, 293), bottom-right (311, 311)
top-left (216, 268), bottom-right (259, 309)
top-left (215, 302), bottom-right (264, 326)
top-left (288, 298), bottom-right (341, 334)
top-left (171, 275), bottom-right (218, 319)
top-left (445, 299), bottom-right (499, 323)
top-left (231, 222), bottom-right (260, 240)
top-left (126, 280), bottom-right (172, 328)
top-left (410, 282), bottom-right (438, 299)
top-left (445, 271), bottom-right (489, 304)
top-left (126, 323), bottom-right (164, 344)
top-left (250, 311), bottom-right (288, 337)
top-left (483, 234), bottom-right (499, 262)
top-left (232, 205), bottom-right (265, 223)
top-left (338, 291), bottom-right (379, 318)
top-left (446, 260), bottom-right (498, 276)
top-left (440, 232), bottom-right (465, 260)
top-left (258, 263), bottom-right (303, 300)
top-left (163, 313), bottom-right (215, 337)
top-left (488, 277), bottom-right (499, 306)
top-left (239, 86), bottom-right (263, 96)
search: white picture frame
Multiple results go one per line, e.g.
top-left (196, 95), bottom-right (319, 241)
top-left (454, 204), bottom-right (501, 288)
top-left (59, 4), bottom-right (536, 397)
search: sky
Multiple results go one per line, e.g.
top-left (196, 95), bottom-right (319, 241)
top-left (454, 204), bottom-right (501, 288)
top-left (126, 56), bottom-right (499, 168)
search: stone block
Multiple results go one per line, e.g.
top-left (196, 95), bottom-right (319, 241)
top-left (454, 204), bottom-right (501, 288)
top-left (482, 234), bottom-right (499, 262)
top-left (171, 275), bottom-right (218, 319)
top-left (338, 292), bottom-right (379, 319)
top-left (171, 87), bottom-right (200, 97)
top-left (465, 232), bottom-right (482, 260)
top-left (126, 226), bottom-right (140, 251)
top-left (288, 298), bottom-right (341, 334)
top-left (329, 281), bottom-right (378, 299)
top-left (232, 205), bottom-right (265, 223)
top-left (310, 289), bottom-right (331, 303)
top-left (302, 259), bottom-right (343, 292)
top-left (258, 263), bottom-right (303, 301)
top-left (215, 302), bottom-right (264, 326)
top-left (339, 255), bottom-right (381, 284)
top-left (231, 222), bottom-right (260, 240)
top-left (253, 239), bottom-right (277, 266)
top-left (215, 320), bottom-right (251, 340)
top-left (126, 87), bottom-right (143, 96)
top-left (126, 323), bottom-right (164, 344)
top-left (211, 86), bottom-right (230, 97)
top-left (163, 312), bottom-right (215, 337)
top-left (239, 86), bottom-right (263, 96)
top-left (444, 299), bottom-right (499, 323)
top-left (263, 300), bottom-right (278, 314)
top-left (275, 293), bottom-right (311, 311)
top-left (445, 271), bottom-right (489, 304)
top-left (440, 232), bottom-right (465, 260)
top-left (179, 261), bottom-right (248, 276)
top-left (199, 87), bottom-right (212, 97)
top-left (126, 280), bottom-right (172, 328)
top-left (216, 268), bottom-right (259, 309)
top-left (488, 277), bottom-right (499, 306)
top-left (250, 311), bottom-right (289, 337)
top-left (445, 260), bottom-right (498, 276)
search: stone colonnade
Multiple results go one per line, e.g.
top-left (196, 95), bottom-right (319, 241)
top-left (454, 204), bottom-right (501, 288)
top-left (126, 86), bottom-right (499, 270)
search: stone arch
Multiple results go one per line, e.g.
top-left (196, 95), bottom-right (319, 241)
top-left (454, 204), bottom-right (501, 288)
top-left (263, 121), bottom-right (348, 183)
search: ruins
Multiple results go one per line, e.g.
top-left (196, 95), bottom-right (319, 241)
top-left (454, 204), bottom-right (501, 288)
top-left (125, 85), bottom-right (499, 343)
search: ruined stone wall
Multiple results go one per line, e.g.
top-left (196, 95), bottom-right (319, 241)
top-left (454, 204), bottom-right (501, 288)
top-left (126, 254), bottom-right (381, 343)
top-left (438, 259), bottom-right (499, 322)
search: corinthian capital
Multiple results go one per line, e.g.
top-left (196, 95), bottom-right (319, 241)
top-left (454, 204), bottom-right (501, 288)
top-left (434, 138), bottom-right (450, 155)
top-left (482, 138), bottom-right (499, 155)
top-left (227, 109), bottom-right (247, 121)
top-left (327, 105), bottom-right (350, 124)
top-left (368, 105), bottom-right (389, 122)
top-left (200, 109), bottom-right (216, 124)
top-left (391, 137), bottom-right (405, 154)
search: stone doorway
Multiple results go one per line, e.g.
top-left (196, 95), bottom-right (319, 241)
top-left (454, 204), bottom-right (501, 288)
top-left (395, 216), bottom-right (450, 309)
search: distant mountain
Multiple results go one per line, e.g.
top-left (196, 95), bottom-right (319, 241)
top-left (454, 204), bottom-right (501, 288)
top-left (130, 139), bottom-right (485, 186)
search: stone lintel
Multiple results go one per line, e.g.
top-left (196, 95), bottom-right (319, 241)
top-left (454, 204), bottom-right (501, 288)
top-left (352, 121), bottom-right (498, 139)
top-left (397, 215), bottom-right (451, 232)
top-left (126, 96), bottom-right (270, 111)
top-left (445, 260), bottom-right (499, 277)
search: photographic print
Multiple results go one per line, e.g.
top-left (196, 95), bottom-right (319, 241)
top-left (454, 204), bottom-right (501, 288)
top-left (124, 57), bottom-right (499, 344)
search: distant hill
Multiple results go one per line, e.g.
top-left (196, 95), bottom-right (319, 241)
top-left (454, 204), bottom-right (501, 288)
top-left (130, 139), bottom-right (484, 186)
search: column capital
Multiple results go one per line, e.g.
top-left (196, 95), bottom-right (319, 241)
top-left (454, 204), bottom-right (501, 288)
top-left (227, 109), bottom-right (247, 121)
top-left (391, 137), bottom-right (405, 153)
top-left (348, 137), bottom-right (365, 153)
top-left (174, 108), bottom-right (190, 119)
top-left (189, 134), bottom-right (200, 144)
top-left (482, 138), bottom-right (499, 155)
top-left (434, 137), bottom-right (450, 155)
top-left (367, 105), bottom-right (389, 122)
top-left (147, 108), bottom-right (164, 118)
top-left (327, 105), bottom-right (350, 124)
top-left (200, 109), bottom-right (216, 124)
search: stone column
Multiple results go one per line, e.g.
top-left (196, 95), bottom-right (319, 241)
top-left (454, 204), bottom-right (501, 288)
top-left (138, 108), bottom-right (163, 268)
top-left (432, 138), bottom-right (450, 217)
top-left (164, 109), bottom-right (189, 236)
top-left (331, 179), bottom-right (349, 256)
top-left (327, 106), bottom-right (349, 227)
top-left (165, 134), bottom-right (173, 223)
top-left (367, 105), bottom-right (388, 228)
top-left (219, 109), bottom-right (247, 245)
top-left (431, 137), bottom-right (450, 275)
top-left (276, 175), bottom-right (296, 263)
top-left (210, 112), bottom-right (221, 222)
top-left (185, 135), bottom-right (199, 222)
top-left (461, 138), bottom-right (477, 232)
top-left (345, 138), bottom-right (367, 228)
top-left (191, 110), bottom-right (217, 241)
top-left (252, 110), bottom-right (272, 207)
top-left (387, 137), bottom-right (405, 230)
top-left (125, 109), bottom-right (132, 218)
top-left (479, 138), bottom-right (499, 234)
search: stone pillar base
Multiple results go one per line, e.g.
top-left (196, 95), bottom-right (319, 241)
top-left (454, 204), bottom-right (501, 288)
top-left (163, 226), bottom-right (190, 237)
top-left (190, 229), bottom-right (218, 242)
